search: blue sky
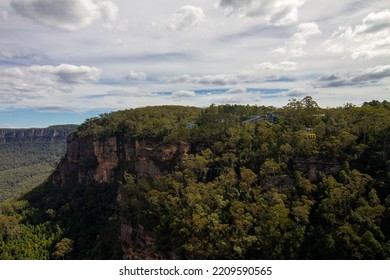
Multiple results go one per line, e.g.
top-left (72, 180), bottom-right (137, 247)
top-left (1, 0), bottom-right (390, 127)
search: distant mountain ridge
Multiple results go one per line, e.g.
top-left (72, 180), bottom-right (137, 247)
top-left (0, 124), bottom-right (78, 201)
top-left (0, 125), bottom-right (78, 144)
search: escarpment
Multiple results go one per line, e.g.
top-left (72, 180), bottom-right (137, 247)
top-left (52, 134), bottom-right (191, 186)
top-left (11, 103), bottom-right (389, 260)
top-left (0, 125), bottom-right (78, 144)
top-left (50, 133), bottom-right (191, 259)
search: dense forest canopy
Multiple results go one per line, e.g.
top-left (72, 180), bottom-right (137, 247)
top-left (0, 125), bottom-right (77, 202)
top-left (1, 97), bottom-right (390, 259)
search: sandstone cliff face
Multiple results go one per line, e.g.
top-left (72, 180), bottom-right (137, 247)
top-left (52, 133), bottom-right (190, 259)
top-left (294, 157), bottom-right (342, 181)
top-left (53, 134), bottom-right (190, 186)
top-left (0, 125), bottom-right (78, 144)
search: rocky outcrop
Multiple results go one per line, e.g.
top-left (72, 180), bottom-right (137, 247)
top-left (51, 133), bottom-right (191, 259)
top-left (0, 125), bottom-right (78, 144)
top-left (52, 134), bottom-right (190, 186)
top-left (294, 157), bottom-right (342, 181)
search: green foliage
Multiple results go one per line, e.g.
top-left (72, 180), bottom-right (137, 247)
top-left (0, 140), bottom-right (69, 202)
top-left (0, 200), bottom-right (62, 259)
top-left (1, 97), bottom-right (390, 259)
top-left (76, 105), bottom-right (202, 141)
top-left (116, 98), bottom-right (390, 259)
top-left (52, 238), bottom-right (74, 259)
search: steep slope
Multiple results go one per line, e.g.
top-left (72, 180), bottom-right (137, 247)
top-left (0, 125), bottom-right (76, 144)
top-left (1, 100), bottom-right (390, 260)
top-left (0, 125), bottom-right (78, 201)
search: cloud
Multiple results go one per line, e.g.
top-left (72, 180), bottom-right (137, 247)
top-left (1, 8), bottom-right (8, 20)
top-left (218, 0), bottom-right (306, 26)
top-left (104, 89), bottom-right (157, 98)
top-left (197, 74), bottom-right (242, 85)
top-left (255, 61), bottom-right (297, 71)
top-left (325, 10), bottom-right (390, 59)
top-left (28, 64), bottom-right (102, 84)
top-left (285, 88), bottom-right (312, 97)
top-left (162, 71), bottom-right (263, 86)
top-left (125, 70), bottom-right (147, 81)
top-left (226, 87), bottom-right (247, 94)
top-left (273, 22), bottom-right (321, 57)
top-left (11, 0), bottom-right (118, 31)
top-left (167, 5), bottom-right (205, 31)
top-left (0, 64), bottom-right (102, 103)
top-left (316, 65), bottom-right (390, 87)
top-left (171, 90), bottom-right (196, 98)
top-left (98, 1), bottom-right (118, 22)
top-left (209, 88), bottom-right (262, 104)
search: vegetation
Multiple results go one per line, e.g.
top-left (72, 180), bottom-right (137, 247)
top-left (0, 125), bottom-right (77, 201)
top-left (1, 99), bottom-right (390, 259)
top-left (0, 142), bottom-right (67, 202)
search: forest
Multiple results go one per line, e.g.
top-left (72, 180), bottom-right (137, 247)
top-left (0, 124), bottom-right (78, 202)
top-left (0, 97), bottom-right (389, 259)
top-left (0, 142), bottom-right (67, 202)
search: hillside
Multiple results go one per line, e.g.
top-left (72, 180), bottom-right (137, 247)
top-left (0, 125), bottom-right (78, 201)
top-left (0, 99), bottom-right (389, 259)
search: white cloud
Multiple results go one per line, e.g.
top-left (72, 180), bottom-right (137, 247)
top-left (226, 87), bottom-right (247, 94)
top-left (255, 61), bottom-right (297, 71)
top-left (0, 64), bottom-right (102, 102)
top-left (11, 0), bottom-right (118, 31)
top-left (167, 5), bottom-right (205, 31)
top-left (28, 64), bottom-right (102, 84)
top-left (125, 70), bottom-right (147, 81)
top-left (98, 1), bottom-right (118, 22)
top-left (162, 71), bottom-right (262, 86)
top-left (218, 0), bottom-right (306, 26)
top-left (316, 64), bottom-right (390, 87)
top-left (273, 22), bottom-right (321, 57)
top-left (171, 90), bottom-right (196, 98)
top-left (209, 89), bottom-right (262, 105)
top-left (1, 8), bottom-right (8, 20)
top-left (105, 89), bottom-right (157, 98)
top-left (325, 10), bottom-right (390, 59)
top-left (0, 46), bottom-right (13, 59)
top-left (198, 74), bottom-right (241, 85)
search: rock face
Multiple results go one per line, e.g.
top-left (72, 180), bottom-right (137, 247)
top-left (51, 131), bottom-right (348, 259)
top-left (51, 133), bottom-right (190, 259)
top-left (294, 157), bottom-right (342, 180)
top-left (53, 134), bottom-right (190, 186)
top-left (0, 125), bottom-right (78, 144)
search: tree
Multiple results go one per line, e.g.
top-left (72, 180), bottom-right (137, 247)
top-left (52, 238), bottom-right (74, 259)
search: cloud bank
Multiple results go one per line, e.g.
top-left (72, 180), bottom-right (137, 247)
top-left (125, 70), bottom-right (147, 81)
top-left (167, 5), bottom-right (205, 31)
top-left (273, 22), bottom-right (321, 57)
top-left (11, 0), bottom-right (118, 31)
top-left (218, 0), bottom-right (306, 26)
top-left (0, 64), bottom-right (102, 105)
top-left (316, 65), bottom-right (390, 87)
top-left (326, 10), bottom-right (390, 59)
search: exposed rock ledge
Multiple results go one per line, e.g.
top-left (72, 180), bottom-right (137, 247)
top-left (52, 134), bottom-right (190, 186)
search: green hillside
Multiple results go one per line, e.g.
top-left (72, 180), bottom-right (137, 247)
top-left (0, 125), bottom-right (78, 201)
top-left (0, 143), bottom-right (65, 201)
top-left (1, 99), bottom-right (390, 260)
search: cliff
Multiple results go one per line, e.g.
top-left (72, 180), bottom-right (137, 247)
top-left (0, 124), bottom-right (79, 202)
top-left (0, 125), bottom-right (78, 144)
top-left (50, 133), bottom-right (190, 259)
top-left (52, 134), bottom-right (190, 186)
top-left (10, 103), bottom-right (389, 260)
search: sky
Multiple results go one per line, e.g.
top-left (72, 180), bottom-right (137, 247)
top-left (0, 0), bottom-right (389, 127)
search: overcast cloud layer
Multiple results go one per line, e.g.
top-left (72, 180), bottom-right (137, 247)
top-left (1, 0), bottom-right (389, 126)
